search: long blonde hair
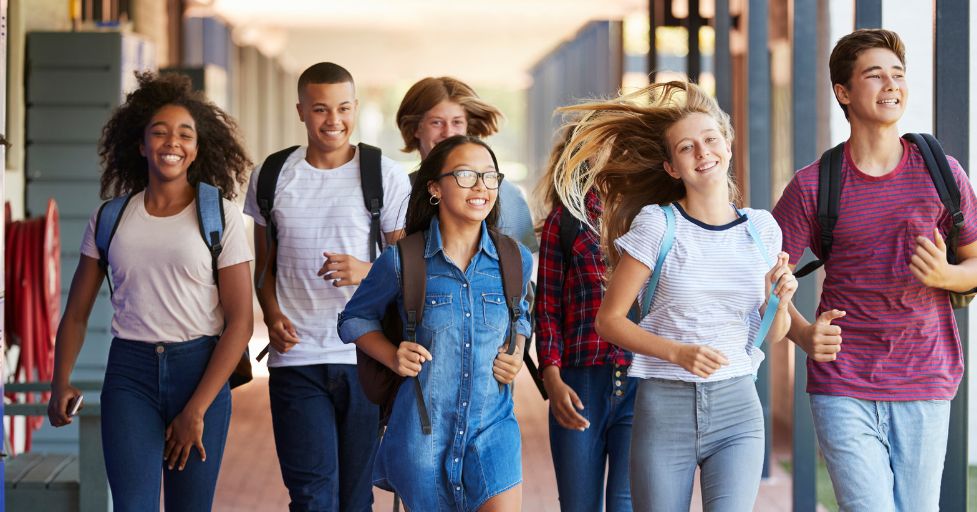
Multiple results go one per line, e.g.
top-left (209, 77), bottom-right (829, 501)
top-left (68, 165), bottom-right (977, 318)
top-left (553, 80), bottom-right (738, 269)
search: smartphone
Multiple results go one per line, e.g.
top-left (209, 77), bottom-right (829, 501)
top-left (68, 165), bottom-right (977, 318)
top-left (67, 395), bottom-right (84, 417)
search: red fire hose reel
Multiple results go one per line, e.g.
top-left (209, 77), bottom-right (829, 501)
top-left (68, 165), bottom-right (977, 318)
top-left (4, 199), bottom-right (61, 453)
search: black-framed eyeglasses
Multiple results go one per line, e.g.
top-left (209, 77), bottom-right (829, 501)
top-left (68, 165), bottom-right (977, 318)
top-left (437, 169), bottom-right (504, 190)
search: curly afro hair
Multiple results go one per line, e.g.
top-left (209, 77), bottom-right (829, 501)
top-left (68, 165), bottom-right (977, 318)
top-left (98, 71), bottom-right (252, 200)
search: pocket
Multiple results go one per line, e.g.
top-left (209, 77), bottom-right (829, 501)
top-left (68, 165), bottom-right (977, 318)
top-left (420, 294), bottom-right (454, 334)
top-left (481, 293), bottom-right (509, 333)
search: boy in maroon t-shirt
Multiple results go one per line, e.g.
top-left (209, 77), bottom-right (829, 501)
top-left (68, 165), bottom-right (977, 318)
top-left (772, 29), bottom-right (977, 511)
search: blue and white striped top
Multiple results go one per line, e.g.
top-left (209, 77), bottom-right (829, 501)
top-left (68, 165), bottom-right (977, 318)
top-left (614, 202), bottom-right (782, 382)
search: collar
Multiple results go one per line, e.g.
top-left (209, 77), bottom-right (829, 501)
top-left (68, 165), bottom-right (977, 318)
top-left (424, 217), bottom-right (499, 261)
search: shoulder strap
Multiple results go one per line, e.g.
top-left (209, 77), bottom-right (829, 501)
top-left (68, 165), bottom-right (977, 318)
top-left (255, 145), bottom-right (300, 289)
top-left (638, 204), bottom-right (677, 320)
top-left (558, 207), bottom-right (581, 270)
top-left (740, 211), bottom-right (779, 348)
top-left (397, 232), bottom-right (427, 340)
top-left (196, 182), bottom-right (226, 287)
top-left (489, 230), bottom-right (524, 357)
top-left (905, 133), bottom-right (964, 231)
top-left (794, 141), bottom-right (845, 278)
top-left (94, 194), bottom-right (134, 297)
top-left (396, 231), bottom-right (431, 435)
top-left (359, 142), bottom-right (385, 262)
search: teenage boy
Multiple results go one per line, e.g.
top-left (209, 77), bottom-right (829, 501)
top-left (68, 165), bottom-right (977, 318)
top-left (396, 76), bottom-right (538, 251)
top-left (244, 62), bottom-right (411, 511)
top-left (773, 29), bottom-right (977, 511)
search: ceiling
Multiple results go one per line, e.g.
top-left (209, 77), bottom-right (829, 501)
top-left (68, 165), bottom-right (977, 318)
top-left (199, 0), bottom-right (647, 88)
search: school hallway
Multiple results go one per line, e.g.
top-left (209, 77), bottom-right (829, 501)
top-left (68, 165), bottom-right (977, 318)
top-left (213, 325), bottom-right (807, 511)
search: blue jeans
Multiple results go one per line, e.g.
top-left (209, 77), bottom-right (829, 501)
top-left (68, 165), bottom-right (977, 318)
top-left (549, 365), bottom-right (635, 512)
top-left (268, 364), bottom-right (379, 512)
top-left (810, 394), bottom-right (951, 512)
top-left (630, 375), bottom-right (764, 511)
top-left (101, 336), bottom-right (232, 512)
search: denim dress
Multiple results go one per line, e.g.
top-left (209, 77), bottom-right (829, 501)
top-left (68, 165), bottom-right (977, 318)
top-left (339, 218), bottom-right (533, 512)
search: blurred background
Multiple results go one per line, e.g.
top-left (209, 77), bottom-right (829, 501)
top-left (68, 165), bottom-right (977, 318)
top-left (2, 1), bottom-right (976, 510)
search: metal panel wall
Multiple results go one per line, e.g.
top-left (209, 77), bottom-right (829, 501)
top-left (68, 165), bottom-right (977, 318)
top-left (526, 21), bottom-right (623, 185)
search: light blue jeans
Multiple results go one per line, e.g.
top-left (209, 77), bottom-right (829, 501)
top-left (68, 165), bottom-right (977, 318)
top-left (630, 375), bottom-right (764, 511)
top-left (810, 394), bottom-right (951, 512)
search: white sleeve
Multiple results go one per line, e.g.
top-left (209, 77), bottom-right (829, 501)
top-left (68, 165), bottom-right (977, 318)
top-left (217, 200), bottom-right (254, 268)
top-left (79, 206), bottom-right (100, 260)
top-left (379, 157), bottom-right (411, 233)
top-left (242, 164), bottom-right (265, 226)
top-left (613, 205), bottom-right (667, 271)
top-left (753, 209), bottom-right (783, 265)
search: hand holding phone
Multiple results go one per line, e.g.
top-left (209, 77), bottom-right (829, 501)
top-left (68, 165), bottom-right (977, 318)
top-left (67, 395), bottom-right (84, 417)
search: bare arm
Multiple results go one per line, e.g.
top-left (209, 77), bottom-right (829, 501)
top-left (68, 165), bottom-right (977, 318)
top-left (48, 255), bottom-right (105, 427)
top-left (254, 223), bottom-right (299, 352)
top-left (317, 229), bottom-right (407, 288)
top-left (164, 261), bottom-right (254, 470)
top-left (912, 233), bottom-right (977, 292)
top-left (784, 263), bottom-right (846, 362)
top-left (595, 253), bottom-right (728, 378)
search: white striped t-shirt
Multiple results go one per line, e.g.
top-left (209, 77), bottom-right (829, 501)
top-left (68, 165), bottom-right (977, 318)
top-left (614, 203), bottom-right (782, 382)
top-left (244, 145), bottom-right (411, 367)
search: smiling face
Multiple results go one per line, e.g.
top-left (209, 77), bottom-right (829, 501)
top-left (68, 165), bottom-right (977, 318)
top-left (139, 104), bottom-right (198, 185)
top-left (834, 47), bottom-right (907, 127)
top-left (427, 143), bottom-right (498, 226)
top-left (662, 112), bottom-right (733, 192)
top-left (296, 81), bottom-right (357, 156)
top-left (415, 100), bottom-right (468, 158)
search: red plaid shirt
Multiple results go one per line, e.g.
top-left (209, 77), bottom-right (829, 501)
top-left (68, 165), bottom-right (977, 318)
top-left (534, 193), bottom-right (631, 369)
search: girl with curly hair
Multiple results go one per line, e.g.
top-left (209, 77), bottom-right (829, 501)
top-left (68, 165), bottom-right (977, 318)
top-left (47, 72), bottom-right (254, 511)
top-left (554, 81), bottom-right (797, 510)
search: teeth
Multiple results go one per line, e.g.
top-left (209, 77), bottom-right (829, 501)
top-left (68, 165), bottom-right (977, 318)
top-left (878, 99), bottom-right (899, 104)
top-left (324, 130), bottom-right (344, 135)
top-left (468, 199), bottom-right (487, 206)
top-left (697, 161), bottom-right (717, 172)
top-left (161, 155), bottom-right (182, 163)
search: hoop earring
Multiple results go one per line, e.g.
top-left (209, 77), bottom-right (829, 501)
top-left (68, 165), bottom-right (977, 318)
top-left (429, 195), bottom-right (441, 206)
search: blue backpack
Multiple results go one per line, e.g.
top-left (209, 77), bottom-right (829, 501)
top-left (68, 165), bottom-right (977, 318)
top-left (94, 182), bottom-right (252, 388)
top-left (635, 204), bottom-right (779, 376)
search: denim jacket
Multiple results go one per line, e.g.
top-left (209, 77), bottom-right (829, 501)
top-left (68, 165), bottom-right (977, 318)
top-left (338, 217), bottom-right (533, 511)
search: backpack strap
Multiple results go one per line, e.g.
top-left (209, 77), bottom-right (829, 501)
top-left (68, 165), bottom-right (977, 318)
top-left (558, 207), bottom-right (582, 270)
top-left (740, 211), bottom-right (779, 348)
top-left (94, 194), bottom-right (134, 297)
top-left (638, 204), bottom-right (677, 320)
top-left (794, 141), bottom-right (845, 279)
top-left (904, 133), bottom-right (965, 258)
top-left (255, 145), bottom-right (301, 290)
top-left (489, 231), bottom-right (524, 357)
top-left (195, 182), bottom-right (225, 287)
top-left (359, 142), bottom-right (385, 262)
top-left (397, 232), bottom-right (432, 435)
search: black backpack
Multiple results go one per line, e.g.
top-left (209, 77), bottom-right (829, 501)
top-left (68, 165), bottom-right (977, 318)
top-left (253, 144), bottom-right (385, 362)
top-left (793, 133), bottom-right (976, 308)
top-left (356, 230), bottom-right (525, 434)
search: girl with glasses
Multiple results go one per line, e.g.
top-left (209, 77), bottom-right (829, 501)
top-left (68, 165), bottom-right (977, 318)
top-left (339, 136), bottom-right (533, 511)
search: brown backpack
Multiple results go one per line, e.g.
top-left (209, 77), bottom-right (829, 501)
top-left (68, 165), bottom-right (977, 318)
top-left (356, 229), bottom-right (525, 435)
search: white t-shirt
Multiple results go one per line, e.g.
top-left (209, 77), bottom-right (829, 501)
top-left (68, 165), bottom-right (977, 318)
top-left (614, 203), bottom-right (782, 382)
top-left (243, 145), bottom-right (411, 367)
top-left (80, 191), bottom-right (253, 343)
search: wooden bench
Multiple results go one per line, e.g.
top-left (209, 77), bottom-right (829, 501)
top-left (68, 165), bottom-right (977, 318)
top-left (3, 381), bottom-right (109, 512)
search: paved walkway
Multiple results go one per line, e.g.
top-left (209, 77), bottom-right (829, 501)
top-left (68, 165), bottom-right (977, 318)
top-left (214, 363), bottom-right (803, 511)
